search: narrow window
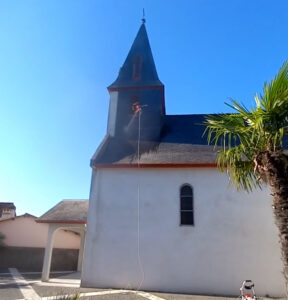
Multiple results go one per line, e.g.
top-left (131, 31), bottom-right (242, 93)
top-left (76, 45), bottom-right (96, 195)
top-left (133, 55), bottom-right (142, 81)
top-left (180, 185), bottom-right (194, 226)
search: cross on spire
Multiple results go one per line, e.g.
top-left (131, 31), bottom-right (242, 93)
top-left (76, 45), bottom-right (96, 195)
top-left (142, 8), bottom-right (146, 24)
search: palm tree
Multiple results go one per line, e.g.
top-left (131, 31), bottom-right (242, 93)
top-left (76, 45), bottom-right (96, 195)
top-left (204, 61), bottom-right (288, 292)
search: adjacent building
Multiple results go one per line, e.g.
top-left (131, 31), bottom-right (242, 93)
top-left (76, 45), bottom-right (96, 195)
top-left (0, 202), bottom-right (16, 221)
top-left (0, 200), bottom-right (87, 272)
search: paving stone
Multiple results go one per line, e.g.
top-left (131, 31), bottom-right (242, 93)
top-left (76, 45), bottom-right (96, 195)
top-left (0, 270), bottom-right (285, 300)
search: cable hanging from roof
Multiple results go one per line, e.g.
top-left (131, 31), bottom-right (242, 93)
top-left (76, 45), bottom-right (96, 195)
top-left (136, 104), bottom-right (145, 290)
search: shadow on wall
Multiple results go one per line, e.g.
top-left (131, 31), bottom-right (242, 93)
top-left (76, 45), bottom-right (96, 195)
top-left (0, 246), bottom-right (79, 271)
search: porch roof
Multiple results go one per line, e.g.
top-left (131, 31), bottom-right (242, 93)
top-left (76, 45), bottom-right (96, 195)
top-left (37, 200), bottom-right (88, 224)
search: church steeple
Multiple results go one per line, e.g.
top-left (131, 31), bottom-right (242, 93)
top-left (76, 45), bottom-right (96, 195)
top-left (108, 23), bottom-right (163, 89)
top-left (107, 22), bottom-right (165, 140)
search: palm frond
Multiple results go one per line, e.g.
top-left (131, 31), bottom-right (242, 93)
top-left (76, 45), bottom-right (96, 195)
top-left (204, 61), bottom-right (288, 192)
top-left (261, 61), bottom-right (288, 112)
top-left (217, 146), bottom-right (260, 191)
top-left (204, 112), bottom-right (250, 148)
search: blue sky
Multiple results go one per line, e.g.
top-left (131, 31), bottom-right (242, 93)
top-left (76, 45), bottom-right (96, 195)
top-left (1, 0), bottom-right (288, 216)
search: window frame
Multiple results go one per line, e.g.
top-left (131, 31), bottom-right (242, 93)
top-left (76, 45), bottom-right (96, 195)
top-left (179, 184), bottom-right (194, 226)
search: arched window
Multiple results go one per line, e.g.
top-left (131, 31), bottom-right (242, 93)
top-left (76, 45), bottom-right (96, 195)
top-left (180, 184), bottom-right (194, 226)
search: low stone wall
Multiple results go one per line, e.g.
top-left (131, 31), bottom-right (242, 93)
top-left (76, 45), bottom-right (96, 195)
top-left (0, 246), bottom-right (79, 271)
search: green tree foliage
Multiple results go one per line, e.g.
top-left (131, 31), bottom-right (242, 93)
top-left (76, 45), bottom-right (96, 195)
top-left (204, 61), bottom-right (288, 293)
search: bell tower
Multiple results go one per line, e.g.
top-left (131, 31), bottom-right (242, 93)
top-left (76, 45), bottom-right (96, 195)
top-left (107, 21), bottom-right (165, 141)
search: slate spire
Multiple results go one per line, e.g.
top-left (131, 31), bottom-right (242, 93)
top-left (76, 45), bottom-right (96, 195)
top-left (108, 23), bottom-right (163, 89)
top-left (106, 21), bottom-right (165, 139)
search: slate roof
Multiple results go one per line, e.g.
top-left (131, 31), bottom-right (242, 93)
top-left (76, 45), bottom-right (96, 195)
top-left (37, 200), bottom-right (88, 224)
top-left (0, 202), bottom-right (16, 209)
top-left (91, 114), bottom-right (220, 166)
top-left (108, 23), bottom-right (163, 89)
top-left (18, 213), bottom-right (36, 218)
top-left (92, 23), bottom-right (220, 168)
top-left (0, 213), bottom-right (36, 223)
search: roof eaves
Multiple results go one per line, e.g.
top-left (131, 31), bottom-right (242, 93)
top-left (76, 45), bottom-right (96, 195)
top-left (90, 134), bottom-right (110, 167)
top-left (93, 163), bottom-right (217, 169)
top-left (0, 217), bottom-right (15, 223)
top-left (36, 219), bottom-right (86, 224)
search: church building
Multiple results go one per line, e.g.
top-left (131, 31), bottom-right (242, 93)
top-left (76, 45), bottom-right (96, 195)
top-left (81, 21), bottom-right (285, 297)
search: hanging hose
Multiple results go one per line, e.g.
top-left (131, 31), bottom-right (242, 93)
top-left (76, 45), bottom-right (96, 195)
top-left (136, 107), bottom-right (145, 290)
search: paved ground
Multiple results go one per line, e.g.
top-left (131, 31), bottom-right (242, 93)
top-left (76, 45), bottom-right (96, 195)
top-left (0, 269), bottom-right (282, 300)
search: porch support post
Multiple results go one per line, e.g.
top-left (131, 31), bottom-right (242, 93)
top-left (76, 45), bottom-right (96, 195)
top-left (42, 224), bottom-right (57, 281)
top-left (77, 229), bottom-right (86, 272)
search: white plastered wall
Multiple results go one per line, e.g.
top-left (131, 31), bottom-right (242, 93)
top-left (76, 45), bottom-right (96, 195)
top-left (0, 216), bottom-right (80, 249)
top-left (81, 168), bottom-right (285, 297)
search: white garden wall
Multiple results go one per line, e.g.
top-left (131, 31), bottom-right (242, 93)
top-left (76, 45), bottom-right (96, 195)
top-left (81, 167), bottom-right (285, 297)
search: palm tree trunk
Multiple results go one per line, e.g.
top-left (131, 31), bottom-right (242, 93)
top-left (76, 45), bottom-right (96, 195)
top-left (272, 189), bottom-right (288, 296)
top-left (257, 150), bottom-right (288, 295)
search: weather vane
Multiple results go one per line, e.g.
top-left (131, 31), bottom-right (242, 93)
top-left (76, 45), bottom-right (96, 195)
top-left (142, 8), bottom-right (146, 24)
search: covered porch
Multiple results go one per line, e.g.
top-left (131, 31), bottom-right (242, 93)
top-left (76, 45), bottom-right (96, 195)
top-left (37, 200), bottom-right (88, 281)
